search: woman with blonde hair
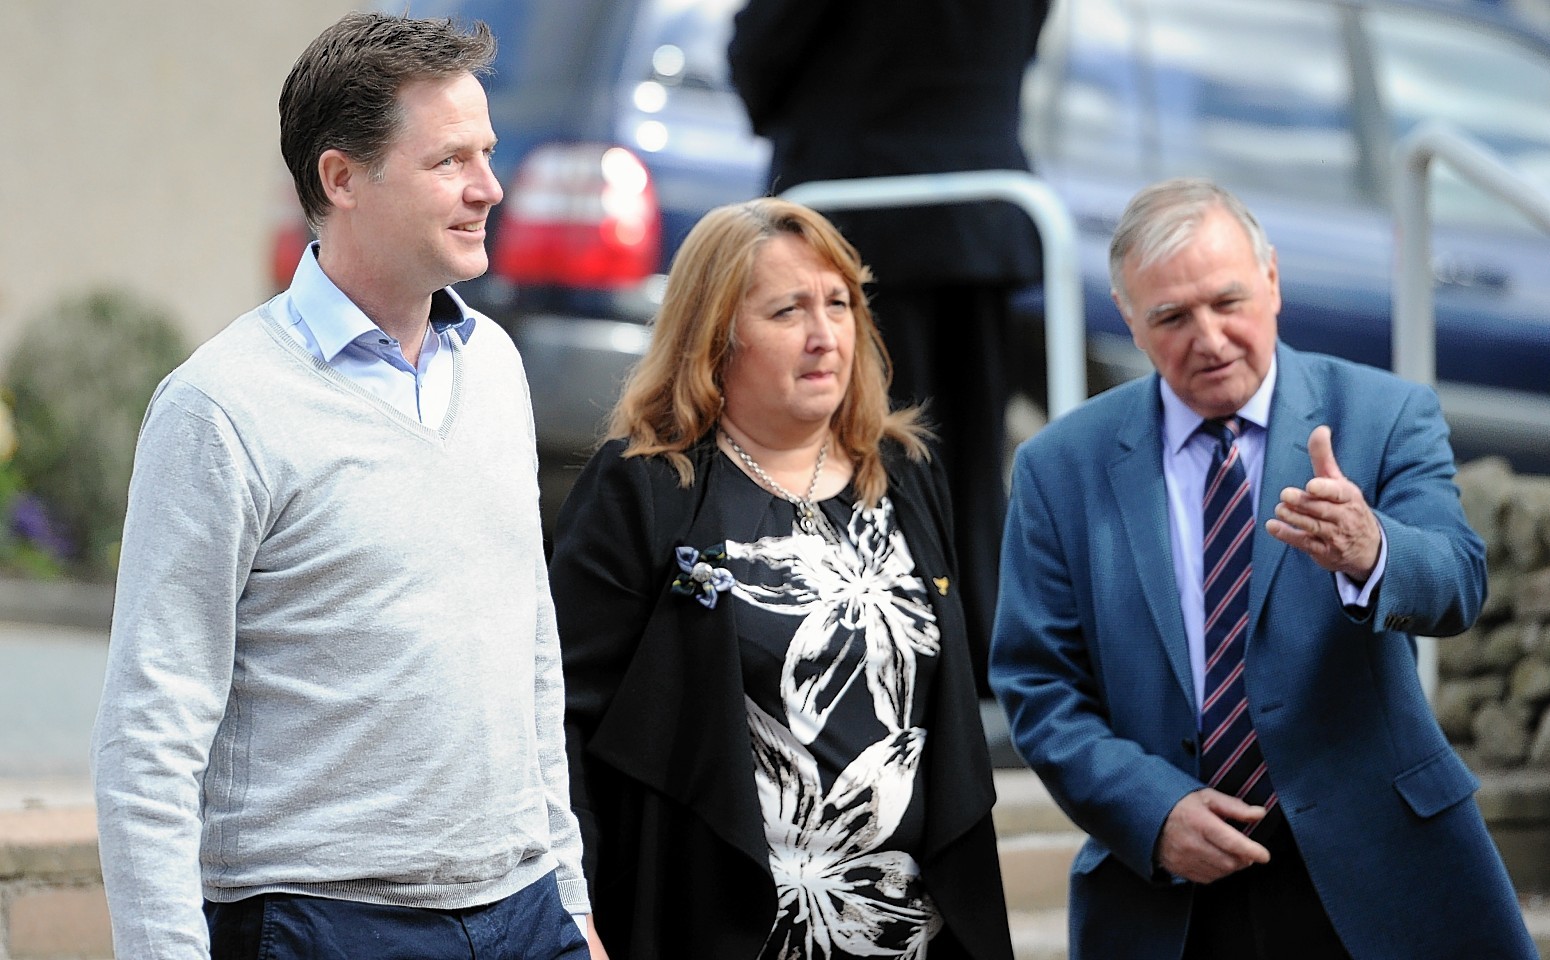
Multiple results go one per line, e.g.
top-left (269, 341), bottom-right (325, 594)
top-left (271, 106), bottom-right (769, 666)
top-left (551, 198), bottom-right (1011, 960)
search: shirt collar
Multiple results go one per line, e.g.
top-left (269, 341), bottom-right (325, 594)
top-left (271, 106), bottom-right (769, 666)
top-left (287, 243), bottom-right (477, 361)
top-left (429, 286), bottom-right (477, 344)
top-left (1160, 353), bottom-right (1278, 456)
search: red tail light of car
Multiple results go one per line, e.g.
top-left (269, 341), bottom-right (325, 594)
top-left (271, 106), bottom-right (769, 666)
top-left (269, 219), bottom-right (313, 293)
top-left (491, 143), bottom-right (661, 288)
top-left (267, 177), bottom-right (312, 293)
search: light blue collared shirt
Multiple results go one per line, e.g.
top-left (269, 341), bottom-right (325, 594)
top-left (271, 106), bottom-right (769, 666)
top-left (275, 243), bottom-right (476, 429)
top-left (1157, 356), bottom-right (1387, 715)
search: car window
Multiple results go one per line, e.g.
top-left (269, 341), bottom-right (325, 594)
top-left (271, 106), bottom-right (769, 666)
top-left (1144, 0), bottom-right (1362, 205)
top-left (1366, 8), bottom-right (1550, 233)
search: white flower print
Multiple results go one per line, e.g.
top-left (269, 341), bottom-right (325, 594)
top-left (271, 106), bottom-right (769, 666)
top-left (727, 495), bottom-right (945, 957)
top-left (749, 699), bottom-right (942, 960)
top-left (726, 498), bottom-right (941, 744)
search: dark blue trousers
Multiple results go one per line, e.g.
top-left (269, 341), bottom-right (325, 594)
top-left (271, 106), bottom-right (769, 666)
top-left (1182, 813), bottom-right (1352, 960)
top-left (204, 871), bottom-right (588, 960)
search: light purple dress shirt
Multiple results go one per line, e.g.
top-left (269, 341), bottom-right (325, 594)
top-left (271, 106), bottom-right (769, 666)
top-left (1157, 357), bottom-right (1387, 715)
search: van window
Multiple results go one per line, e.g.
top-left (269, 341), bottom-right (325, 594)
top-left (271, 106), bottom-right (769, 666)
top-left (1025, 0), bottom-right (1147, 181)
top-left (1367, 9), bottom-right (1550, 232)
top-left (1031, 0), bottom-right (1363, 204)
top-left (630, 0), bottom-right (745, 89)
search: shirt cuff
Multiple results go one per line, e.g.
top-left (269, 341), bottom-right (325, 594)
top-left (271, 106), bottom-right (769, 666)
top-left (573, 913), bottom-right (589, 937)
top-left (1336, 524), bottom-right (1387, 609)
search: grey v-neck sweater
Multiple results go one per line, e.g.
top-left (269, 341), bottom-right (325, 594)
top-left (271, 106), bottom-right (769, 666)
top-left (91, 305), bottom-right (587, 958)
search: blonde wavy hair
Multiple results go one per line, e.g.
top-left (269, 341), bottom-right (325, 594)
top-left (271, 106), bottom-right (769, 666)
top-left (608, 197), bottom-right (929, 506)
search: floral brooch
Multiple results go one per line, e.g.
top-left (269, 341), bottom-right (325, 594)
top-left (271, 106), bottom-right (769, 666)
top-left (671, 543), bottom-right (734, 609)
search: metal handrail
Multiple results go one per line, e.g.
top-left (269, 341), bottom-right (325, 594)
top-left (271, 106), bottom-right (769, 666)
top-left (780, 170), bottom-right (1085, 419)
top-left (1392, 120), bottom-right (1550, 702)
top-left (1393, 121), bottom-right (1550, 387)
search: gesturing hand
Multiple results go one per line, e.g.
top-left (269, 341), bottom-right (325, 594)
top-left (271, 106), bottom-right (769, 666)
top-left (1157, 788), bottom-right (1271, 884)
top-left (1265, 425), bottom-right (1381, 581)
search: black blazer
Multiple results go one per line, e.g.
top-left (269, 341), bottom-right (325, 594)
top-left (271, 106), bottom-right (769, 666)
top-left (550, 436), bottom-right (1012, 960)
top-left (728, 0), bottom-right (1050, 286)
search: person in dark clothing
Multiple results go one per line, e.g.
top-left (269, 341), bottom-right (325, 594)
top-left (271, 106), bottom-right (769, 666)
top-left (728, 0), bottom-right (1051, 692)
top-left (551, 198), bottom-right (1011, 959)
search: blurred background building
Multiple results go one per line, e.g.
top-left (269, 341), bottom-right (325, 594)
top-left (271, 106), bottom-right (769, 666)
top-left (0, 0), bottom-right (357, 364)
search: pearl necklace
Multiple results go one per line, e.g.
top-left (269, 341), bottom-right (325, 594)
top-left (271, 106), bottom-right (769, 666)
top-left (723, 430), bottom-right (842, 544)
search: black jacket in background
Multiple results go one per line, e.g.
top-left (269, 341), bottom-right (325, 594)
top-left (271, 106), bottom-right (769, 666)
top-left (728, 0), bottom-right (1050, 286)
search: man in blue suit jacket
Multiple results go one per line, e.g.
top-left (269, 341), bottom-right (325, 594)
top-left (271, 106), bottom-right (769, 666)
top-left (991, 178), bottom-right (1534, 959)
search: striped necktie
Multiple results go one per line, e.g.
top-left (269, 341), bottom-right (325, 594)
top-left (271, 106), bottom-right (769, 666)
top-left (1199, 416), bottom-right (1277, 830)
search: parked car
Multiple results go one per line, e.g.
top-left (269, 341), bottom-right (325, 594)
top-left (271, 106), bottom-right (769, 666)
top-left (271, 0), bottom-right (1550, 529)
top-left (1018, 0), bottom-right (1550, 471)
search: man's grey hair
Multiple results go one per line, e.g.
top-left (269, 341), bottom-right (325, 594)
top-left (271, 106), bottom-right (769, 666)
top-left (1109, 178), bottom-right (1274, 310)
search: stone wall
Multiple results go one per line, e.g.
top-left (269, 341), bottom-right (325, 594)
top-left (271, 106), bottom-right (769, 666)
top-left (1440, 458), bottom-right (1550, 770)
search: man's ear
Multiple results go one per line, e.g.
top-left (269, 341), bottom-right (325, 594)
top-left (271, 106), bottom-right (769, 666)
top-left (318, 149), bottom-right (358, 211)
top-left (1264, 246), bottom-right (1282, 317)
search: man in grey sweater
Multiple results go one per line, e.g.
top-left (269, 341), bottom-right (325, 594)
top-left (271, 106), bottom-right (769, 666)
top-left (90, 14), bottom-right (597, 959)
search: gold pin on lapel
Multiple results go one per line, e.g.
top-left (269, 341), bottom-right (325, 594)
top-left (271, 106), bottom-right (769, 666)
top-left (933, 577), bottom-right (950, 596)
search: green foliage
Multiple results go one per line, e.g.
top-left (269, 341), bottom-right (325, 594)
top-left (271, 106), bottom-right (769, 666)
top-left (5, 289), bottom-right (189, 580)
top-left (0, 439), bottom-right (64, 580)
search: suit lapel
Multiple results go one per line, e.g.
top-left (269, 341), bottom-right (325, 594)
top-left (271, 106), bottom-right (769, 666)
top-left (1106, 380), bottom-right (1195, 708)
top-left (1251, 345), bottom-right (1321, 630)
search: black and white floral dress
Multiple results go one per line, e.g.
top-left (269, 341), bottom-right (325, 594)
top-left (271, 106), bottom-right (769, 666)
top-left (722, 471), bottom-right (944, 960)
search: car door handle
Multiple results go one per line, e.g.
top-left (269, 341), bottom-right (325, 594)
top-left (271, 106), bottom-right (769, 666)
top-left (1432, 256), bottom-right (1509, 293)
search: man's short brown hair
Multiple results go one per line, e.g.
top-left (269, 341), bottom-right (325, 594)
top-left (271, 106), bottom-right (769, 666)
top-left (279, 12), bottom-right (496, 227)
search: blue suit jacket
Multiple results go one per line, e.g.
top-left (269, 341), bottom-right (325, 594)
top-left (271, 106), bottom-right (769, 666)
top-left (991, 344), bottom-right (1533, 959)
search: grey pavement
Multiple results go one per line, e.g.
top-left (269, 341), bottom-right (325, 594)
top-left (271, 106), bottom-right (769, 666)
top-left (0, 618), bottom-right (106, 809)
